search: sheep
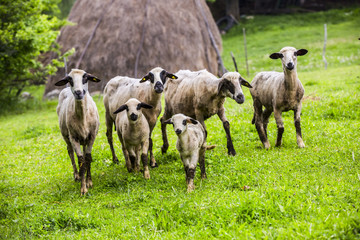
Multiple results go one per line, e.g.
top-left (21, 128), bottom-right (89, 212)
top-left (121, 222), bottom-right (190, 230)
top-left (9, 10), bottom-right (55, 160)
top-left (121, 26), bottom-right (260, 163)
top-left (113, 98), bottom-right (153, 179)
top-left (160, 70), bottom-right (252, 156)
top-left (103, 67), bottom-right (177, 168)
top-left (55, 69), bottom-right (101, 195)
top-left (163, 114), bottom-right (214, 192)
top-left (250, 46), bottom-right (308, 149)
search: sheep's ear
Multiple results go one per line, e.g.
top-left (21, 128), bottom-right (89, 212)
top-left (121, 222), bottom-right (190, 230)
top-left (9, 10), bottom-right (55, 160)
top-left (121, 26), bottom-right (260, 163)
top-left (113, 105), bottom-right (128, 114)
top-left (163, 119), bottom-right (173, 124)
top-left (139, 102), bottom-right (153, 109)
top-left (187, 118), bottom-right (198, 125)
top-left (269, 53), bottom-right (283, 59)
top-left (218, 79), bottom-right (235, 95)
top-left (140, 72), bottom-right (154, 83)
top-left (296, 49), bottom-right (308, 56)
top-left (55, 76), bottom-right (71, 86)
top-left (85, 73), bottom-right (101, 83)
top-left (240, 77), bottom-right (252, 88)
top-left (160, 70), bottom-right (178, 84)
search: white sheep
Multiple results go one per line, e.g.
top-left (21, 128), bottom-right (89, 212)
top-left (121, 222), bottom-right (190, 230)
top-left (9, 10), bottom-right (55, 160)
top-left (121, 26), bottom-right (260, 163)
top-left (164, 114), bottom-right (214, 192)
top-left (103, 67), bottom-right (177, 168)
top-left (160, 69), bottom-right (252, 156)
top-left (55, 69), bottom-right (101, 195)
top-left (113, 98), bottom-right (153, 179)
top-left (250, 46), bottom-right (308, 149)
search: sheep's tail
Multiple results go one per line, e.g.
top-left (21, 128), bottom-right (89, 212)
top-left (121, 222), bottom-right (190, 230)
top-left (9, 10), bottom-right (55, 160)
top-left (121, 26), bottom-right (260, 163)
top-left (206, 145), bottom-right (216, 150)
top-left (251, 113), bottom-right (255, 124)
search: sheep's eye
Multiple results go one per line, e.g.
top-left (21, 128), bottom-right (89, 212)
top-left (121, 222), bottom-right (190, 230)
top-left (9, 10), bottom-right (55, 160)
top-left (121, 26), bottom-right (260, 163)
top-left (136, 104), bottom-right (141, 110)
top-left (182, 120), bottom-right (187, 126)
top-left (82, 75), bottom-right (88, 84)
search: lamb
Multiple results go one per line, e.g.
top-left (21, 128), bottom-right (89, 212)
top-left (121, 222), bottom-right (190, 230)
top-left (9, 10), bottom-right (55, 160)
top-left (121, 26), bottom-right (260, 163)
top-left (55, 69), bottom-right (101, 195)
top-left (113, 98), bottom-right (153, 179)
top-left (160, 70), bottom-right (252, 156)
top-left (163, 114), bottom-right (214, 192)
top-left (103, 67), bottom-right (177, 167)
top-left (250, 46), bottom-right (308, 149)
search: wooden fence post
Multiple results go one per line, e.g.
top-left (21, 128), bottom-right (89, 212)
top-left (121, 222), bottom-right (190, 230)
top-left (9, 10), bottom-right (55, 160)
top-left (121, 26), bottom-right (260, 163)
top-left (323, 23), bottom-right (328, 70)
top-left (243, 28), bottom-right (249, 77)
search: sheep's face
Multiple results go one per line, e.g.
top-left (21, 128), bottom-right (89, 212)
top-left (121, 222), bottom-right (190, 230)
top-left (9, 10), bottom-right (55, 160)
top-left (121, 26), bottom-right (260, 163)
top-left (113, 98), bottom-right (153, 122)
top-left (270, 47), bottom-right (308, 71)
top-left (218, 72), bottom-right (252, 104)
top-left (54, 69), bottom-right (101, 100)
top-left (140, 67), bottom-right (177, 94)
top-left (164, 114), bottom-right (198, 135)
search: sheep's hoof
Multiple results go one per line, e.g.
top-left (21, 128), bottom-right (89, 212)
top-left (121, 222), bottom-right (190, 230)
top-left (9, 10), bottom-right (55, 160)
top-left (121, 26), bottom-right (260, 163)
top-left (113, 157), bottom-right (119, 164)
top-left (161, 145), bottom-right (168, 155)
top-left (86, 179), bottom-right (93, 188)
top-left (187, 184), bottom-right (195, 193)
top-left (144, 171), bottom-right (150, 180)
top-left (150, 162), bottom-right (158, 168)
top-left (81, 186), bottom-right (88, 196)
top-left (228, 149), bottom-right (236, 156)
top-left (297, 141), bottom-right (305, 148)
top-left (201, 173), bottom-right (207, 179)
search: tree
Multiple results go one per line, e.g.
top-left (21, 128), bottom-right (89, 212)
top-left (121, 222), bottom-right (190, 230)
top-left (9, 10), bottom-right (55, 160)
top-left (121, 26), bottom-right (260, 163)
top-left (0, 0), bottom-right (67, 100)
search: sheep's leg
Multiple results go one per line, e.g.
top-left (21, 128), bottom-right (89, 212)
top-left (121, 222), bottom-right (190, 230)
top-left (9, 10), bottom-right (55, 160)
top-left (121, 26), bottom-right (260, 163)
top-left (64, 137), bottom-right (80, 181)
top-left (294, 106), bottom-right (305, 148)
top-left (262, 108), bottom-right (273, 138)
top-left (119, 137), bottom-right (132, 172)
top-left (141, 140), bottom-right (150, 179)
top-left (128, 148), bottom-right (137, 172)
top-left (217, 108), bottom-right (236, 156)
top-left (274, 108), bottom-right (284, 147)
top-left (148, 137), bottom-right (158, 168)
top-left (71, 139), bottom-right (87, 195)
top-left (85, 152), bottom-right (93, 189)
top-left (160, 116), bottom-right (169, 154)
top-left (254, 100), bottom-right (270, 149)
top-left (186, 156), bottom-right (197, 192)
top-left (135, 147), bottom-right (141, 173)
top-left (199, 148), bottom-right (206, 179)
top-left (84, 142), bottom-right (94, 189)
top-left (105, 112), bottom-right (118, 164)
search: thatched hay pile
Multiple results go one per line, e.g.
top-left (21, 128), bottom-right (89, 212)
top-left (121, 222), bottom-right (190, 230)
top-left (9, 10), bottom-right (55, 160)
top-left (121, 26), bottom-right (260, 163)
top-left (44, 0), bottom-right (222, 97)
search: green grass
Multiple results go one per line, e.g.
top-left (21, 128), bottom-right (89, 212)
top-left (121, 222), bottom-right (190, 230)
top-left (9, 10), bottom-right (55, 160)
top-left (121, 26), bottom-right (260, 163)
top-left (1, 8), bottom-right (360, 239)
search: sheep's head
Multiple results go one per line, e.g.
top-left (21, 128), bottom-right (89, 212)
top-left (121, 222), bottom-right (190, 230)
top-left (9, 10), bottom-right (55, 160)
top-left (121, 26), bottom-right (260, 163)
top-left (113, 98), bottom-right (153, 122)
top-left (270, 47), bottom-right (308, 71)
top-left (217, 72), bottom-right (252, 104)
top-left (140, 67), bottom-right (177, 94)
top-left (164, 113), bottom-right (198, 135)
top-left (55, 69), bottom-right (101, 100)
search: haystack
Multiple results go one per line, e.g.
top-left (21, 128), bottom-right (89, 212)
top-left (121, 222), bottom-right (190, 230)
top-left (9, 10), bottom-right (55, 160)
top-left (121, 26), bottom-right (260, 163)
top-left (44, 0), bottom-right (223, 97)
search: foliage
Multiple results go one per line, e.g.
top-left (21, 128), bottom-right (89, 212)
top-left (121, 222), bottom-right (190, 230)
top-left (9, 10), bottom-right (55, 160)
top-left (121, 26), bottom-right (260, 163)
top-left (0, 8), bottom-right (360, 239)
top-left (0, 0), bottom-right (68, 105)
top-left (57, 0), bottom-right (76, 19)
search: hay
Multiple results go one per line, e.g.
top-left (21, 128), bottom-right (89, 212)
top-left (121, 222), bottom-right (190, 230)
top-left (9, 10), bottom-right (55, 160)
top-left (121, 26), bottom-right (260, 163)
top-left (44, 0), bottom-right (222, 96)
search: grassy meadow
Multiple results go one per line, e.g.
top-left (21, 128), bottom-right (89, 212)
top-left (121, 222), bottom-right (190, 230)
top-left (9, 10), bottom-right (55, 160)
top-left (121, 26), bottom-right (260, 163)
top-left (0, 8), bottom-right (360, 239)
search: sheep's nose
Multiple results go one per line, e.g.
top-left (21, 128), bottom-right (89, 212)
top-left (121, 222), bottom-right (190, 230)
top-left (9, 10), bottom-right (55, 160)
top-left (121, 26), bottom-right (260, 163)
top-left (235, 94), bottom-right (245, 104)
top-left (130, 113), bottom-right (138, 121)
top-left (74, 90), bottom-right (84, 99)
top-left (175, 129), bottom-right (182, 135)
top-left (154, 82), bottom-right (164, 93)
top-left (286, 62), bottom-right (294, 70)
